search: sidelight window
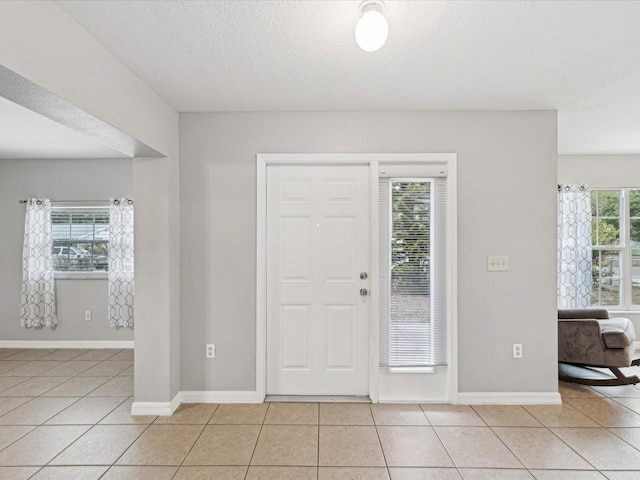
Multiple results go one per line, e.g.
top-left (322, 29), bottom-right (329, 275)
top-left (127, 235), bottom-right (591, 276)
top-left (379, 176), bottom-right (447, 370)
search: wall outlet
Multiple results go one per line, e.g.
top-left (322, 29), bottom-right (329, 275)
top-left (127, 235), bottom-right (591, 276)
top-left (84, 310), bottom-right (92, 321)
top-left (487, 255), bottom-right (509, 271)
top-left (513, 343), bottom-right (523, 359)
top-left (206, 344), bottom-right (216, 359)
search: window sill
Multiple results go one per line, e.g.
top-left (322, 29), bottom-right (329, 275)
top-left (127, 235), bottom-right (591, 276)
top-left (388, 367), bottom-right (435, 374)
top-left (54, 272), bottom-right (108, 280)
top-left (602, 308), bottom-right (640, 315)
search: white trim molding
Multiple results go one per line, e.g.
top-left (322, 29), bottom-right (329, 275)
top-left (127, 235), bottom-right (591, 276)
top-left (131, 392), bottom-right (181, 416)
top-left (180, 391), bottom-right (262, 404)
top-left (0, 340), bottom-right (134, 349)
top-left (456, 392), bottom-right (562, 405)
top-left (131, 391), bottom-right (260, 416)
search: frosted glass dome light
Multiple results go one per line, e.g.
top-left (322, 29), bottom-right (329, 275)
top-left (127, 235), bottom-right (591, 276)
top-left (355, 0), bottom-right (389, 52)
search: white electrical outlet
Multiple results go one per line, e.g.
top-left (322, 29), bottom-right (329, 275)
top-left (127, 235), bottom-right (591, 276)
top-left (206, 344), bottom-right (216, 359)
top-left (487, 255), bottom-right (509, 272)
top-left (513, 343), bottom-right (523, 359)
top-left (85, 310), bottom-right (92, 321)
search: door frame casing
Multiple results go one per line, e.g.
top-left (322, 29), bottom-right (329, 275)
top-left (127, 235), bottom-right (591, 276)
top-left (257, 153), bottom-right (458, 403)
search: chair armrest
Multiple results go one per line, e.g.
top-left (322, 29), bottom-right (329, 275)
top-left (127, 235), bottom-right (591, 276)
top-left (558, 319), bottom-right (607, 365)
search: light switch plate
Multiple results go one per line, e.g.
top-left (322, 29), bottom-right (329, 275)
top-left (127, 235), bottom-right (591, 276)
top-left (487, 255), bottom-right (509, 272)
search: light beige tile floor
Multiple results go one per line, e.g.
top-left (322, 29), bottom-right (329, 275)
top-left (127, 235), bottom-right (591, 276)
top-left (1, 348), bottom-right (640, 479)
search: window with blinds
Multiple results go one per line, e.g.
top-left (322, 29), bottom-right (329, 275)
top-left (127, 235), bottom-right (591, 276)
top-left (51, 206), bottom-right (109, 272)
top-left (379, 177), bottom-right (447, 369)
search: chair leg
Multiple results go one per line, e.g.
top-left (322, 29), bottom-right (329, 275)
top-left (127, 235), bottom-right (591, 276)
top-left (609, 367), bottom-right (640, 385)
top-left (559, 363), bottom-right (640, 386)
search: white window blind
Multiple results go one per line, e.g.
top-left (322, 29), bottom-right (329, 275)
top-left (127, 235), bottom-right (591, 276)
top-left (379, 176), bottom-right (447, 368)
top-left (51, 204), bottom-right (110, 273)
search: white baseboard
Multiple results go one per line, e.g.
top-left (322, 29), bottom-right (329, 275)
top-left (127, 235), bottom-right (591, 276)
top-left (379, 395), bottom-right (449, 404)
top-left (131, 391), bottom-right (260, 416)
top-left (130, 389), bottom-right (562, 415)
top-left (456, 392), bottom-right (562, 405)
top-left (131, 392), bottom-right (181, 416)
top-left (0, 340), bottom-right (134, 349)
top-left (180, 390), bottom-right (262, 404)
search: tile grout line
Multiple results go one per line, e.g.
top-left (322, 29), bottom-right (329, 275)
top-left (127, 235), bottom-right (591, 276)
top-left (40, 375), bottom-right (114, 398)
top-left (429, 426), bottom-right (466, 476)
top-left (369, 403), bottom-right (392, 479)
top-left (469, 405), bottom-right (492, 427)
top-left (544, 424), bottom-right (601, 473)
top-left (419, 403), bottom-right (466, 478)
top-left (607, 395), bottom-right (640, 419)
top-left (35, 359), bottom-right (124, 396)
top-left (165, 408), bottom-right (215, 480)
top-left (487, 423), bottom-right (544, 472)
top-left (0, 375), bottom-right (33, 394)
top-left (97, 421), bottom-right (154, 477)
top-left (605, 424), bottom-right (640, 455)
top-left (563, 396), bottom-right (627, 429)
top-left (242, 402), bottom-right (269, 480)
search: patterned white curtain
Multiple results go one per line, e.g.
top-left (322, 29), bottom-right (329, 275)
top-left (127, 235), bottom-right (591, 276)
top-left (558, 185), bottom-right (592, 308)
top-left (108, 198), bottom-right (134, 328)
top-left (20, 198), bottom-right (57, 328)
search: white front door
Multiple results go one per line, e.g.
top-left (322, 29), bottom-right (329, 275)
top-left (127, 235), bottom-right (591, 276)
top-left (266, 165), bottom-right (370, 395)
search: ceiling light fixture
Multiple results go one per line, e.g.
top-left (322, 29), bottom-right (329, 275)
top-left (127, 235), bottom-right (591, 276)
top-left (355, 0), bottom-right (389, 52)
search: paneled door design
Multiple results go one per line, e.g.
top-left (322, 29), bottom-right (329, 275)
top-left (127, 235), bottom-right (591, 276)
top-left (266, 165), bottom-right (370, 395)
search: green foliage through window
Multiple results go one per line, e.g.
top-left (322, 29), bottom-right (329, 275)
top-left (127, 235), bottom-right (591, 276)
top-left (391, 182), bottom-right (430, 292)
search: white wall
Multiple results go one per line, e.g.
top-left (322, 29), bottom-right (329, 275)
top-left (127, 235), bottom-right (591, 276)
top-left (558, 154), bottom-right (640, 330)
top-left (180, 111), bottom-right (559, 397)
top-left (0, 158), bottom-right (133, 341)
top-left (0, 1), bottom-right (180, 406)
top-left (558, 155), bottom-right (640, 186)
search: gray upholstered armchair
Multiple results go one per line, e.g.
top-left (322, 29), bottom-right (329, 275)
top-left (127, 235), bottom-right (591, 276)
top-left (558, 308), bottom-right (639, 386)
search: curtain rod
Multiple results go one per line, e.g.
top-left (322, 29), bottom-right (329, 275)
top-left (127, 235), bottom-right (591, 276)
top-left (558, 185), bottom-right (640, 190)
top-left (18, 199), bottom-right (133, 204)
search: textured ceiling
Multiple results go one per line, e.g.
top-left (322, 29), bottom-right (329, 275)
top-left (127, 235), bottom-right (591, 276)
top-left (55, 0), bottom-right (640, 154)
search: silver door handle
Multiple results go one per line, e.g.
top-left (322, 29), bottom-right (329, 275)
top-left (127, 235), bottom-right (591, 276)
top-left (360, 288), bottom-right (368, 296)
top-left (360, 272), bottom-right (368, 280)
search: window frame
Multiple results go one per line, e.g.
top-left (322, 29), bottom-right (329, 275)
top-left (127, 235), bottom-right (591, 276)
top-left (51, 202), bottom-right (110, 280)
top-left (389, 178), bottom-right (435, 373)
top-left (591, 187), bottom-right (640, 311)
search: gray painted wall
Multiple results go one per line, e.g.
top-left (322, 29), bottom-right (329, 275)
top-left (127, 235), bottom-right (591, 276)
top-left (0, 158), bottom-right (133, 341)
top-left (179, 111), bottom-right (558, 394)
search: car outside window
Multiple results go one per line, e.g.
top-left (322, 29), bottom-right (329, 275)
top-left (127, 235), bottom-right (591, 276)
top-left (51, 208), bottom-right (109, 273)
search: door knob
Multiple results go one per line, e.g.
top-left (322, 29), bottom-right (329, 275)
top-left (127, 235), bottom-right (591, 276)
top-left (360, 272), bottom-right (368, 280)
top-left (360, 288), bottom-right (368, 296)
